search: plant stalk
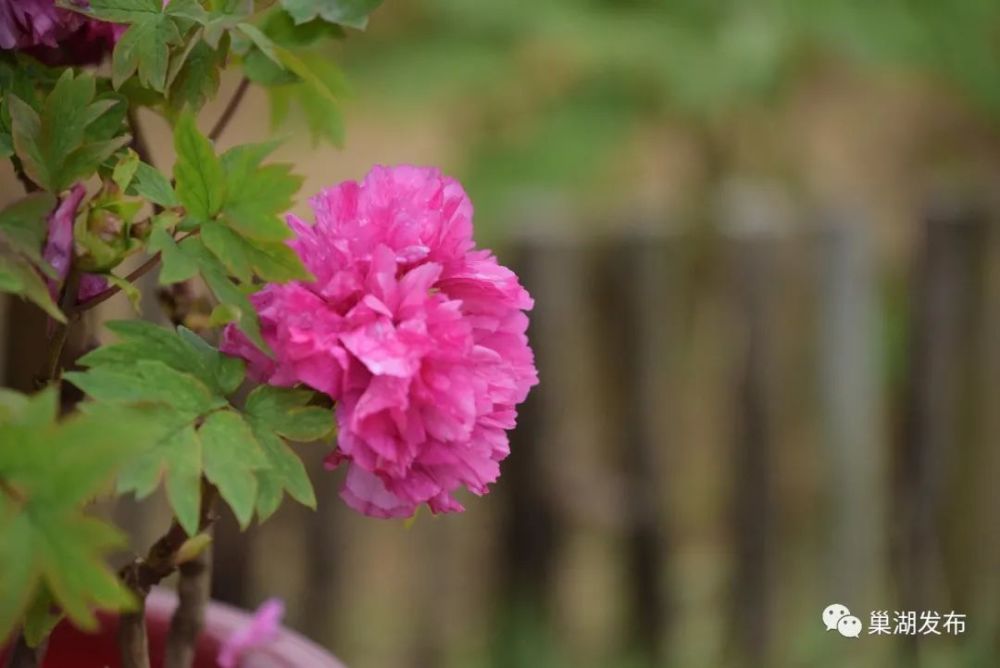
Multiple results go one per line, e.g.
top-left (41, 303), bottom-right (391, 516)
top-left (117, 483), bottom-right (218, 668)
top-left (164, 541), bottom-right (213, 668)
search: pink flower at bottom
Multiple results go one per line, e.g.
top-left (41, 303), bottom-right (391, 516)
top-left (217, 598), bottom-right (284, 668)
top-left (222, 165), bottom-right (538, 519)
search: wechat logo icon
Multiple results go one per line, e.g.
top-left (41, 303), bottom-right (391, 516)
top-left (823, 603), bottom-right (863, 638)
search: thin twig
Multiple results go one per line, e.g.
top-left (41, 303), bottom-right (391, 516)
top-left (209, 76), bottom-right (250, 143)
top-left (118, 484), bottom-right (218, 668)
top-left (71, 253), bottom-right (162, 314)
top-left (164, 542), bottom-right (212, 668)
top-left (35, 269), bottom-right (81, 387)
top-left (71, 231), bottom-right (197, 314)
top-left (5, 634), bottom-right (42, 668)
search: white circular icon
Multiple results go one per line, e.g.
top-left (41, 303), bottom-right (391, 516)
top-left (822, 603), bottom-right (851, 631)
top-left (837, 615), bottom-right (863, 638)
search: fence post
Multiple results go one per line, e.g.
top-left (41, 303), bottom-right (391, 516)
top-left (596, 226), bottom-right (677, 665)
top-left (817, 210), bottom-right (887, 615)
top-left (894, 195), bottom-right (987, 664)
top-left (718, 180), bottom-right (789, 667)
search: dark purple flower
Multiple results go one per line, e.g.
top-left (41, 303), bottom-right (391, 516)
top-left (0, 0), bottom-right (123, 65)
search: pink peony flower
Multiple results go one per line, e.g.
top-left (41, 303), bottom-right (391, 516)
top-left (43, 184), bottom-right (107, 304)
top-left (222, 165), bottom-right (538, 518)
top-left (217, 598), bottom-right (284, 668)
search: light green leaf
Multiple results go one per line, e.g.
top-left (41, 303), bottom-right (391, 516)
top-left (80, 0), bottom-right (164, 23)
top-left (173, 111), bottom-right (226, 219)
top-left (199, 410), bottom-right (268, 529)
top-left (105, 274), bottom-right (142, 313)
top-left (167, 38), bottom-right (226, 113)
top-left (148, 216), bottom-right (199, 284)
top-left (279, 0), bottom-right (383, 30)
top-left (130, 162), bottom-right (180, 207)
top-left (0, 192), bottom-right (56, 264)
top-left (0, 253), bottom-right (66, 323)
top-left (9, 71), bottom-right (129, 191)
top-left (112, 15), bottom-right (182, 92)
top-left (182, 236), bottom-right (267, 352)
top-left (112, 148), bottom-right (141, 191)
top-left (244, 385), bottom-right (333, 520)
top-left (244, 385), bottom-right (334, 442)
top-left (65, 359), bottom-right (225, 417)
top-left (23, 585), bottom-right (62, 648)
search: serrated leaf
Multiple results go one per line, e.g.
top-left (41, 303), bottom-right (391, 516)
top-left (148, 218), bottom-right (199, 284)
top-left (0, 192), bottom-right (56, 264)
top-left (181, 236), bottom-right (267, 352)
top-left (65, 359), bottom-right (225, 417)
top-left (9, 71), bottom-right (129, 191)
top-left (0, 252), bottom-right (66, 322)
top-left (116, 410), bottom-right (203, 534)
top-left (23, 585), bottom-right (62, 648)
top-left (112, 148), bottom-right (140, 190)
top-left (78, 319), bottom-right (245, 398)
top-left (167, 38), bottom-right (226, 113)
top-left (0, 394), bottom-right (147, 639)
top-left (113, 15), bottom-right (182, 92)
top-left (130, 161), bottom-right (180, 207)
top-left (80, 0), bottom-right (164, 23)
top-left (244, 385), bottom-right (332, 520)
top-left (279, 0), bottom-right (383, 30)
top-left (173, 111), bottom-right (226, 219)
top-left (244, 385), bottom-right (334, 442)
top-left (237, 23), bottom-right (281, 66)
top-left (105, 274), bottom-right (142, 313)
top-left (164, 0), bottom-right (209, 24)
top-left (199, 410), bottom-right (269, 529)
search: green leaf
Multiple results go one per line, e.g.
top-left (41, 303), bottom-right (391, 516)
top-left (147, 215), bottom-right (199, 284)
top-left (69, 323), bottom-right (253, 533)
top-left (105, 274), bottom-right (142, 313)
top-left (167, 38), bottom-right (226, 113)
top-left (0, 253), bottom-right (65, 323)
top-left (0, 393), bottom-right (148, 639)
top-left (182, 237), bottom-right (267, 352)
top-left (112, 15), bottom-right (182, 92)
top-left (200, 220), bottom-right (254, 283)
top-left (199, 410), bottom-right (268, 529)
top-left (244, 385), bottom-right (334, 442)
top-left (112, 148), bottom-right (140, 191)
top-left (237, 23), bottom-right (281, 66)
top-left (116, 410), bottom-right (203, 534)
top-left (23, 585), bottom-right (62, 648)
top-left (130, 161), bottom-right (180, 207)
top-left (81, 0), bottom-right (164, 23)
top-left (65, 359), bottom-right (225, 417)
top-left (244, 385), bottom-right (333, 520)
top-left (8, 71), bottom-right (130, 191)
top-left (77, 320), bottom-right (245, 398)
top-left (173, 111), bottom-right (226, 220)
top-left (164, 0), bottom-right (209, 24)
top-left (0, 192), bottom-right (56, 264)
top-left (279, 0), bottom-right (383, 30)
top-left (222, 144), bottom-right (301, 240)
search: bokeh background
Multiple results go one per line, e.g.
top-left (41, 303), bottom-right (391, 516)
top-left (2, 1), bottom-right (1000, 667)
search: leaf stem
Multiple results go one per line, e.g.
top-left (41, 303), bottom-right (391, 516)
top-left (209, 77), bottom-right (251, 144)
top-left (35, 269), bottom-right (81, 387)
top-left (71, 231), bottom-right (197, 314)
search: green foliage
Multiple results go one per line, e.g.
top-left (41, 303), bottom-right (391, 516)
top-left (243, 386), bottom-right (334, 520)
top-left (66, 322), bottom-right (331, 533)
top-left (280, 0), bottom-right (384, 30)
top-left (165, 112), bottom-right (309, 349)
top-left (0, 389), bottom-right (147, 642)
top-left (8, 70), bottom-right (130, 193)
top-left (0, 193), bottom-right (64, 322)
